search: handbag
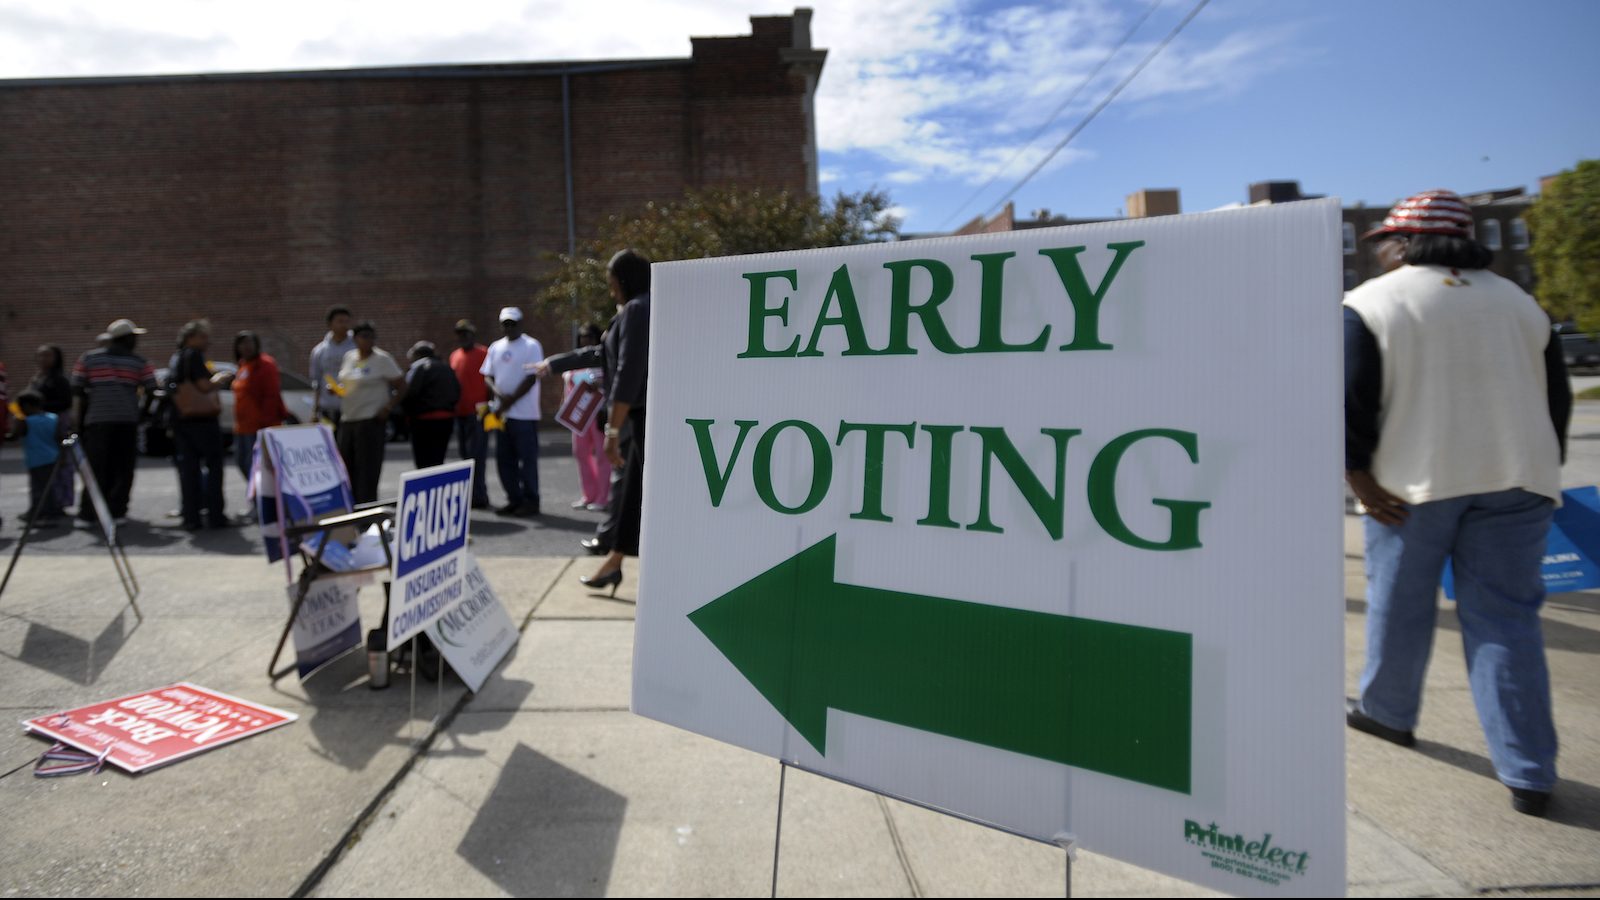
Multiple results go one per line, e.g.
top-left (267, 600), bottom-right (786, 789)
top-left (173, 379), bottom-right (221, 418)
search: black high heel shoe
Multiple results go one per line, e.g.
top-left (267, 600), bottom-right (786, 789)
top-left (579, 568), bottom-right (623, 597)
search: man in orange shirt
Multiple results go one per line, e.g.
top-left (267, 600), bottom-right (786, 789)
top-left (449, 319), bottom-right (492, 510)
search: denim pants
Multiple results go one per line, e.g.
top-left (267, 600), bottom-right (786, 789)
top-left (496, 418), bottom-right (540, 509)
top-left (173, 418), bottom-right (226, 526)
top-left (235, 432), bottom-right (257, 481)
top-left (1358, 488), bottom-right (1558, 790)
top-left (455, 415), bottom-right (490, 506)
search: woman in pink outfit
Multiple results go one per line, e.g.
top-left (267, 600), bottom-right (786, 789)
top-left (564, 324), bottom-right (610, 510)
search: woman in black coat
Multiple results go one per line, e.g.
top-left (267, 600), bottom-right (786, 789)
top-left (538, 249), bottom-right (651, 595)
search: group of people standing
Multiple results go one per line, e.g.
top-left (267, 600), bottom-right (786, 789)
top-left (305, 304), bottom-right (551, 513)
top-left (3, 249), bottom-right (655, 597)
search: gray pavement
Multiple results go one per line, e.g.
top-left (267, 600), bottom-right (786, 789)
top-left (2, 417), bottom-right (1599, 896)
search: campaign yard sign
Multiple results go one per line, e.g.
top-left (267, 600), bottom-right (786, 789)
top-left (71, 438), bottom-right (117, 546)
top-left (555, 374), bottom-right (604, 434)
top-left (389, 461), bottom-right (475, 650)
top-left (632, 200), bottom-right (1347, 897)
top-left (23, 683), bottom-right (296, 773)
top-left (257, 424), bottom-right (354, 563)
top-left (1443, 485), bottom-right (1600, 597)
top-left (287, 576), bottom-right (365, 678)
top-left (430, 552), bottom-right (518, 692)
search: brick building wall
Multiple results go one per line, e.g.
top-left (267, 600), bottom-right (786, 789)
top-left (0, 11), bottom-right (823, 414)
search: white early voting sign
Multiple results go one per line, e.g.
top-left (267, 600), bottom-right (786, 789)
top-left (389, 461), bottom-right (474, 650)
top-left (634, 200), bottom-right (1346, 897)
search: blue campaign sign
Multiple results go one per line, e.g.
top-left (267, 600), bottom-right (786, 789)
top-left (289, 577), bottom-right (365, 678)
top-left (389, 460), bottom-right (475, 649)
top-left (257, 425), bottom-right (354, 563)
top-left (1443, 486), bottom-right (1600, 598)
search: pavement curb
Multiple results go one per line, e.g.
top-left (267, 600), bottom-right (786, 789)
top-left (290, 557), bottom-right (575, 898)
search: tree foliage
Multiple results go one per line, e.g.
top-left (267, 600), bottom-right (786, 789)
top-left (1528, 160), bottom-right (1600, 329)
top-left (538, 188), bottom-right (900, 323)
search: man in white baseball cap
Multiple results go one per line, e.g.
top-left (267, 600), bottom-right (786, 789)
top-left (479, 306), bottom-right (545, 516)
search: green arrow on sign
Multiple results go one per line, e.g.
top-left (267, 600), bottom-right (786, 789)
top-left (688, 534), bottom-right (1192, 793)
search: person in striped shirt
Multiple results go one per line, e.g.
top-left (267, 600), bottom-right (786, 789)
top-left (71, 319), bottom-right (158, 523)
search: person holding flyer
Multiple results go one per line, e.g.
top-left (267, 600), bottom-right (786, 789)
top-left (536, 250), bottom-right (650, 595)
top-left (560, 323), bottom-right (610, 510)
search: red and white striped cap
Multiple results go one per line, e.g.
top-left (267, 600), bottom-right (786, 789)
top-left (1362, 190), bottom-right (1474, 240)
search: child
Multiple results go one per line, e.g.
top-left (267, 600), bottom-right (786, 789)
top-left (12, 391), bottom-right (63, 524)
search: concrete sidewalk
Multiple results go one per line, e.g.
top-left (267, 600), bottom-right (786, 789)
top-left (1, 516), bottom-right (1597, 896)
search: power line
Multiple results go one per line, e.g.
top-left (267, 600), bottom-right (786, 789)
top-left (938, 0), bottom-right (1165, 230)
top-left (976, 0), bottom-right (1212, 223)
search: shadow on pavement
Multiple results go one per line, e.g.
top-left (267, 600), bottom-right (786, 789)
top-left (457, 742), bottom-right (625, 896)
top-left (1, 607), bottom-right (139, 685)
top-left (96, 521), bottom-right (183, 549)
top-left (529, 512), bottom-right (603, 536)
top-left (1412, 739), bottom-right (1600, 833)
top-left (294, 651), bottom-right (445, 773)
top-left (444, 677), bottom-right (534, 736)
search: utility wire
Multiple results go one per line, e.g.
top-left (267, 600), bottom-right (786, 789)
top-left (938, 0), bottom-right (1165, 230)
top-left (976, 0), bottom-right (1212, 223)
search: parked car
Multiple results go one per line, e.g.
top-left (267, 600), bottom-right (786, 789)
top-left (140, 364), bottom-right (318, 456)
top-left (1556, 323), bottom-right (1600, 372)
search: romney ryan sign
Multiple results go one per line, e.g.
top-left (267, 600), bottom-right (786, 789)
top-left (633, 200), bottom-right (1348, 898)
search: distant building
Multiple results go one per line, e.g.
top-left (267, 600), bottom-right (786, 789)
top-left (1126, 189), bottom-right (1180, 219)
top-left (934, 180), bottom-right (1540, 298)
top-left (0, 10), bottom-right (826, 412)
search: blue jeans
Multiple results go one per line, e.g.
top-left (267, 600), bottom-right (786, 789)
top-left (235, 432), bottom-right (257, 481)
top-left (456, 415), bottom-right (490, 506)
top-left (1358, 488), bottom-right (1558, 790)
top-left (173, 418), bottom-right (226, 526)
top-left (495, 418), bottom-right (540, 509)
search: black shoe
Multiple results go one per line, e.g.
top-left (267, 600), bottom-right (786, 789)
top-left (495, 503), bottom-right (521, 517)
top-left (580, 568), bottom-right (623, 597)
top-left (1346, 698), bottom-right (1415, 747)
top-left (1510, 787), bottom-right (1551, 817)
top-left (471, 500), bottom-right (493, 511)
top-left (580, 538), bottom-right (609, 556)
top-left (515, 503), bottom-right (541, 517)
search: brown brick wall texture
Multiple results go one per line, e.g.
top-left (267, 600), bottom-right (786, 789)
top-left (0, 14), bottom-right (817, 414)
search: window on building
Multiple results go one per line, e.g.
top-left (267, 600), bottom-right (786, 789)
top-left (1480, 219), bottom-right (1502, 251)
top-left (1516, 264), bottom-right (1532, 288)
top-left (1510, 218), bottom-right (1529, 250)
top-left (1342, 222), bottom-right (1356, 255)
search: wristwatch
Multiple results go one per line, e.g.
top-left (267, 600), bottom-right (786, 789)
top-left (604, 426), bottom-right (621, 439)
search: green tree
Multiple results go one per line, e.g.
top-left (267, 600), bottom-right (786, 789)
top-left (538, 188), bottom-right (899, 323)
top-left (1527, 160), bottom-right (1600, 329)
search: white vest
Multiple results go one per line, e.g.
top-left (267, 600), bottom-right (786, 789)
top-left (1344, 264), bottom-right (1560, 505)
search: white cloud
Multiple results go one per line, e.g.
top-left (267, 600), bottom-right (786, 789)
top-left (811, 0), bottom-right (1295, 188)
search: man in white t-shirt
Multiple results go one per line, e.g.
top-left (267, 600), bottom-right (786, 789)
top-left (480, 306), bottom-right (545, 516)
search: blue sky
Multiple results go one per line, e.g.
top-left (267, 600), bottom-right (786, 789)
top-left (1, 0), bottom-right (1595, 233)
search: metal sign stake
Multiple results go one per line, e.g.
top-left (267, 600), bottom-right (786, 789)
top-left (1053, 832), bottom-right (1078, 899)
top-left (770, 760), bottom-right (788, 899)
